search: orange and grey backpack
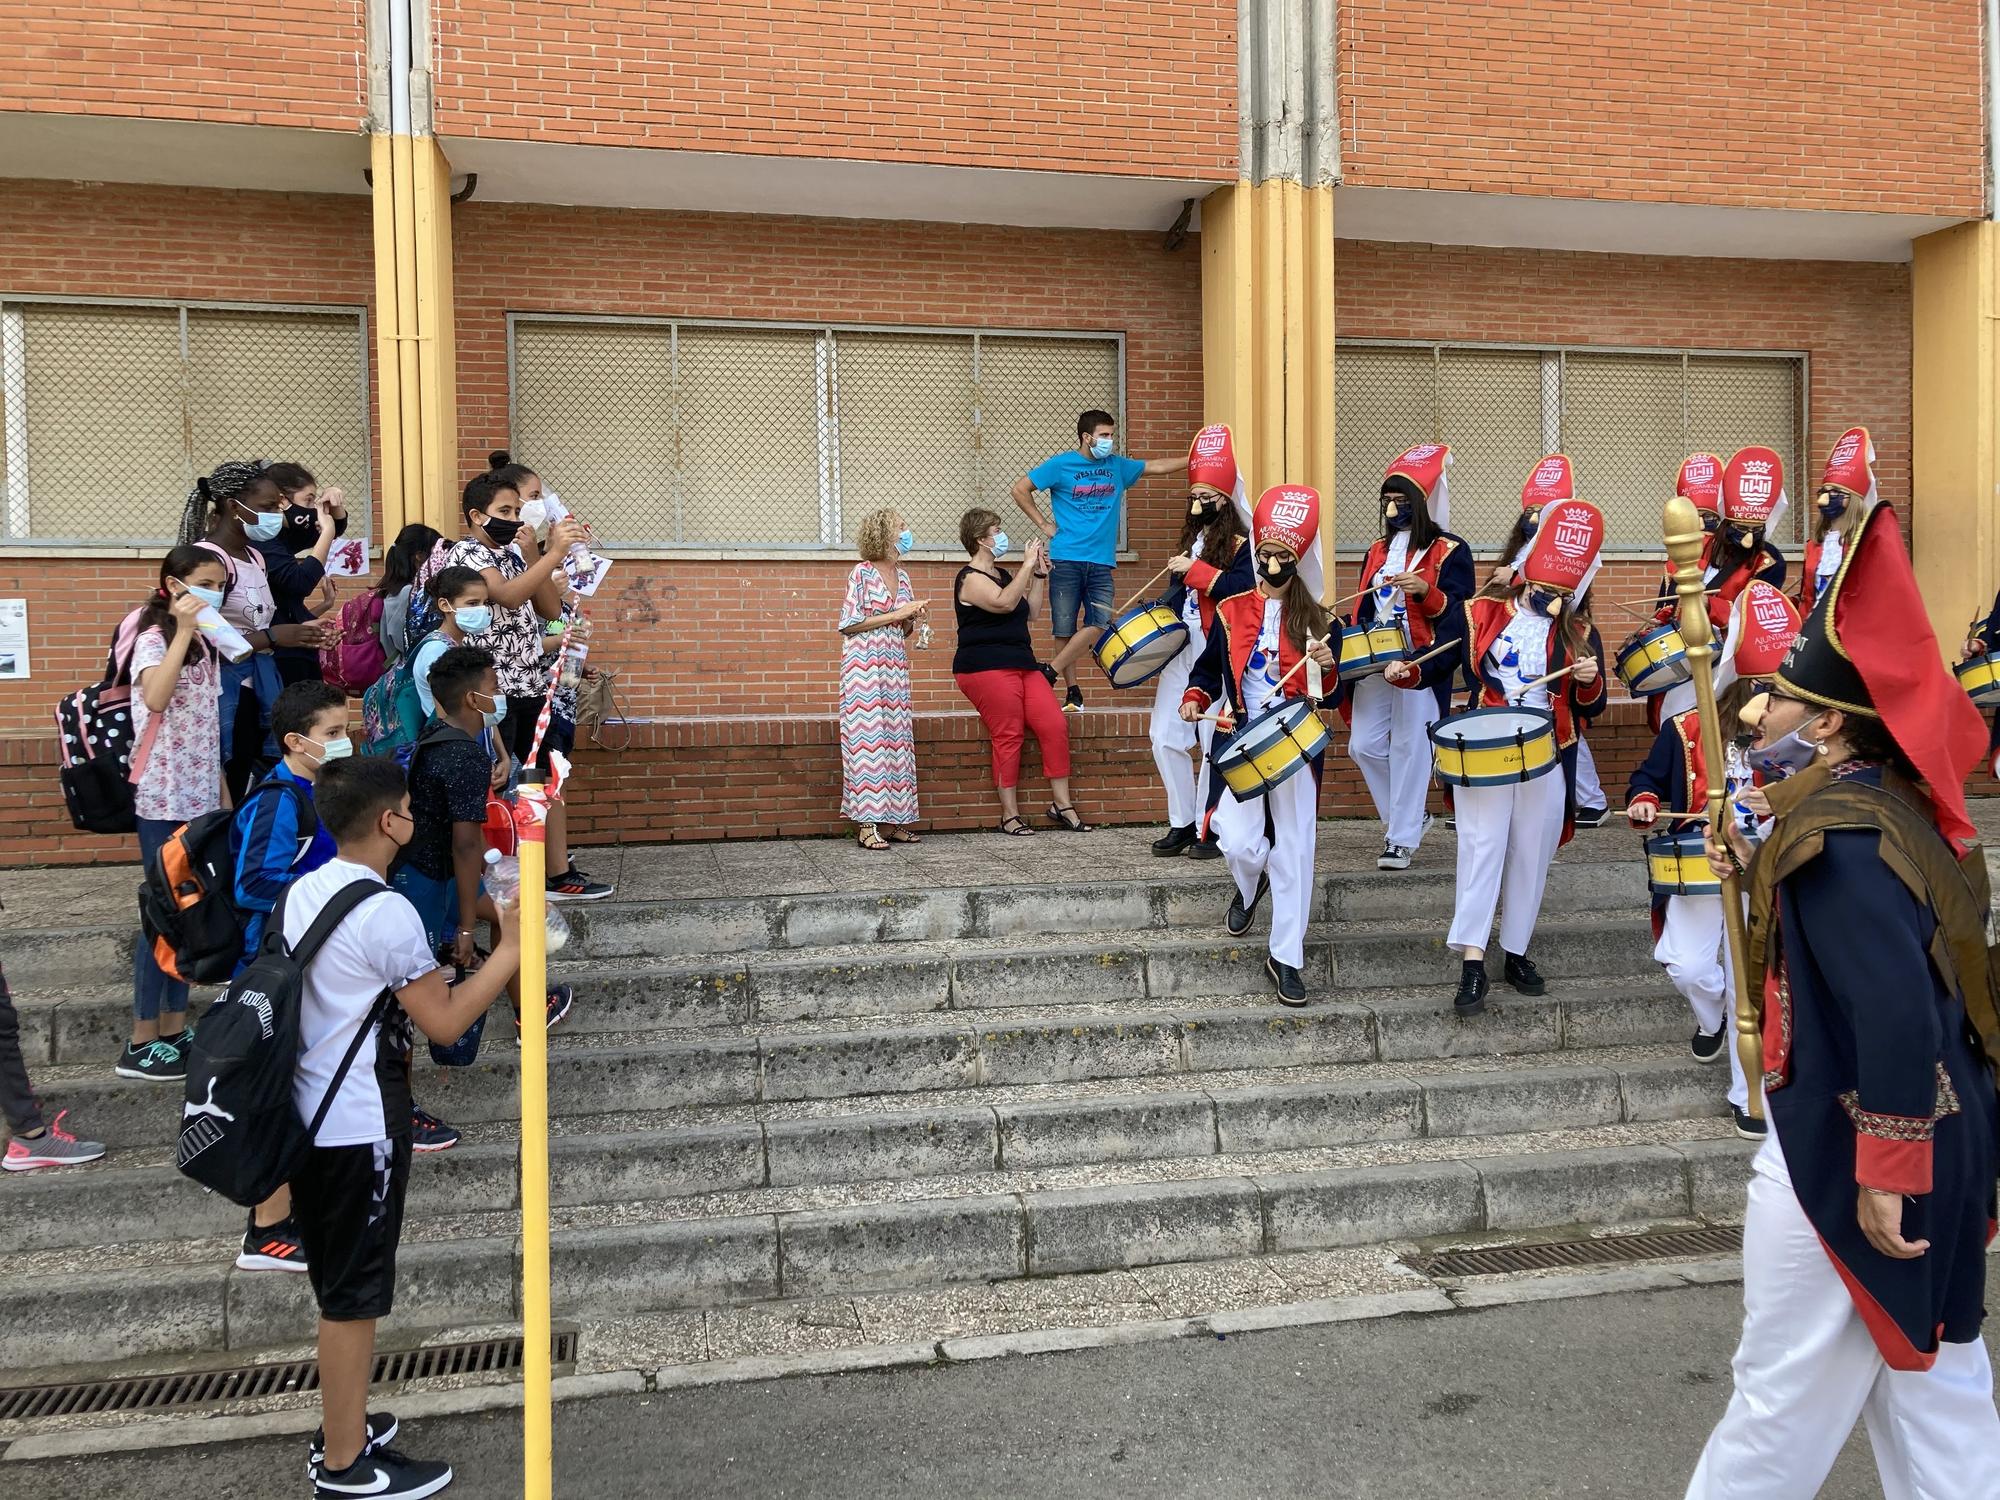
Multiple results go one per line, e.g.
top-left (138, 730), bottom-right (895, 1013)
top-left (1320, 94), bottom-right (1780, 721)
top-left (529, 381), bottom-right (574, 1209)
top-left (138, 780), bottom-right (314, 985)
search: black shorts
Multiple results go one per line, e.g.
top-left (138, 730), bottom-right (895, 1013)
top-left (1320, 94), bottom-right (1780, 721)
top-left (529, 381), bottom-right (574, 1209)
top-left (499, 696), bottom-right (576, 773)
top-left (292, 1137), bottom-right (412, 1322)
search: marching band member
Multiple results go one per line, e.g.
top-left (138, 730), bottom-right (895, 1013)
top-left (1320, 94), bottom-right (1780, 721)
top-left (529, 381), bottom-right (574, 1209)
top-left (1485, 453), bottom-right (1573, 589)
top-left (1687, 499), bottom-right (2000, 1498)
top-left (1625, 580), bottom-right (1799, 1137)
top-left (1799, 426), bottom-right (1873, 614)
top-left (1649, 453), bottom-right (1725, 624)
top-left (1958, 586), bottom-right (2000, 780)
top-left (1181, 484), bottom-right (1337, 1007)
top-left (1418, 498), bottom-right (1607, 1017)
top-left (1568, 587), bottom-right (1611, 827)
top-left (1151, 425), bottom-right (1254, 858)
top-left (1347, 444), bottom-right (1472, 870)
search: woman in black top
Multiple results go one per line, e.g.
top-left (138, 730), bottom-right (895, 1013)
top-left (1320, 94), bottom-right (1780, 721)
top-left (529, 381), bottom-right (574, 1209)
top-left (952, 508), bottom-right (1088, 834)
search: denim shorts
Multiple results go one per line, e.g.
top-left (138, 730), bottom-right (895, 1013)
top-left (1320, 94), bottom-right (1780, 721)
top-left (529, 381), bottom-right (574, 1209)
top-left (1048, 558), bottom-right (1116, 637)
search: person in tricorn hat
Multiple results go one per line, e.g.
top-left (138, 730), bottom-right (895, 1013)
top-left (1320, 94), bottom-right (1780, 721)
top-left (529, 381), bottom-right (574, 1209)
top-left (1686, 500), bottom-right (2000, 1497)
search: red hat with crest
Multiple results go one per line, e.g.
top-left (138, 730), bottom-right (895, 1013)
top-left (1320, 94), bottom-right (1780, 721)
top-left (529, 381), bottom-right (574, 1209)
top-left (1818, 426), bottom-right (1877, 506)
top-left (1726, 580), bottom-right (1800, 680)
top-left (1677, 453), bottom-right (1724, 516)
top-left (1520, 498), bottom-right (1605, 597)
top-left (1187, 424), bottom-right (1238, 498)
top-left (1385, 444), bottom-right (1452, 528)
top-left (1253, 483), bottom-right (1320, 560)
top-left (1722, 446), bottom-right (1787, 529)
top-left (1520, 454), bottom-right (1574, 512)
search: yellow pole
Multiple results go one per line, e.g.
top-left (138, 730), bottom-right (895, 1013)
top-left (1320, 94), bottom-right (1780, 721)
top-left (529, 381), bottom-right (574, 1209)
top-left (514, 770), bottom-right (553, 1497)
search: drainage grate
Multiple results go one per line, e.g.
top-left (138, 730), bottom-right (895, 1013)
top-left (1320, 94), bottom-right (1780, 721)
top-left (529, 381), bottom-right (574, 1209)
top-left (1408, 1225), bottom-right (1744, 1280)
top-left (0, 1332), bottom-right (577, 1423)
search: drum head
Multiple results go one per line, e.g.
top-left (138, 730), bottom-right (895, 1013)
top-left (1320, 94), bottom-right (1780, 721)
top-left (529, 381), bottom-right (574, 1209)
top-left (1103, 625), bottom-right (1189, 688)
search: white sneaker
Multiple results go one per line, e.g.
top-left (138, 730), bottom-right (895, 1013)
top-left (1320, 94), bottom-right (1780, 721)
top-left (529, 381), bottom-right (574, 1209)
top-left (1377, 844), bottom-right (1412, 871)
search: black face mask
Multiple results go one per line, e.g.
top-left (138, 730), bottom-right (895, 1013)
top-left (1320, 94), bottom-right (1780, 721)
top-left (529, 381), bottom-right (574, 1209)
top-left (1189, 494), bottom-right (1225, 521)
top-left (1525, 588), bottom-right (1564, 619)
top-left (1729, 525), bottom-right (1760, 550)
top-left (480, 516), bottom-right (525, 546)
top-left (1260, 554), bottom-right (1299, 588)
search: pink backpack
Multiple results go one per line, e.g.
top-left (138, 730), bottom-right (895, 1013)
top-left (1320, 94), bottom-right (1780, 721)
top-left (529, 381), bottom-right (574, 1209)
top-left (319, 592), bottom-right (388, 696)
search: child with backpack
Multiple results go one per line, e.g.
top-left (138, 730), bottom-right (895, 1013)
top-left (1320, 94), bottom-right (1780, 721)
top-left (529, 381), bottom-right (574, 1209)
top-left (362, 567), bottom-right (492, 767)
top-left (117, 546), bottom-right (230, 1084)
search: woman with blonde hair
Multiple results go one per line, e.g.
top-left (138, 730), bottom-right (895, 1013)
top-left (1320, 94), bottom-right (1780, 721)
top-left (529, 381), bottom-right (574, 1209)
top-left (838, 507), bottom-right (926, 849)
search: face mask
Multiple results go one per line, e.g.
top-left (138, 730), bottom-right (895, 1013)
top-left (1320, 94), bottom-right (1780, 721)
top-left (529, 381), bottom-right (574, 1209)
top-left (451, 603), bottom-right (493, 634)
top-left (471, 690), bottom-right (507, 728)
top-left (989, 531), bottom-right (1010, 557)
top-left (1816, 491), bottom-right (1846, 520)
top-left (1189, 493), bottom-right (1223, 519)
top-left (1749, 714), bottom-right (1826, 777)
top-left (896, 528), bottom-right (915, 555)
top-left (1383, 502), bottom-right (1410, 531)
top-left (1526, 588), bottom-right (1564, 618)
top-left (480, 516), bottom-right (525, 546)
top-left (284, 504), bottom-right (318, 532)
top-left (243, 510), bottom-right (283, 542)
top-left (1090, 437), bottom-right (1115, 460)
top-left (520, 499), bottom-right (548, 530)
top-left (1520, 512), bottom-right (1540, 541)
top-left (1260, 554), bottom-right (1299, 588)
top-left (1731, 526), bottom-right (1760, 549)
top-left (1700, 511), bottom-right (1720, 534)
top-left (302, 735), bottom-right (353, 765)
top-left (183, 584), bottom-right (226, 611)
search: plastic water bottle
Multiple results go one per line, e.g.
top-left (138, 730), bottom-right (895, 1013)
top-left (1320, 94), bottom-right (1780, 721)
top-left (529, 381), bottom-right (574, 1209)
top-left (194, 606), bottom-right (254, 662)
top-left (556, 629), bottom-right (589, 693)
top-left (482, 848), bottom-right (571, 953)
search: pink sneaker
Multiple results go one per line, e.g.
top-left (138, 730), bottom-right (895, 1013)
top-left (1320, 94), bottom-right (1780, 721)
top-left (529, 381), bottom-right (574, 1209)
top-left (4, 1111), bottom-right (106, 1171)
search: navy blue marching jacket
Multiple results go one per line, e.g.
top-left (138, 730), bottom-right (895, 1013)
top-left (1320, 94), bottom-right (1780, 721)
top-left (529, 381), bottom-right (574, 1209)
top-left (1763, 766), bottom-right (1999, 1369)
top-left (1160, 534), bottom-right (1256, 633)
top-left (1352, 531), bottom-right (1476, 715)
top-left (1182, 593), bottom-right (1345, 785)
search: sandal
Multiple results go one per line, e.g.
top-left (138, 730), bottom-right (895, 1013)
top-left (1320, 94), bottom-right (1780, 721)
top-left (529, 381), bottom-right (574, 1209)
top-left (997, 816), bottom-right (1036, 837)
top-left (857, 827), bottom-right (890, 851)
top-left (885, 827), bottom-right (922, 844)
top-left (1047, 804), bottom-right (1094, 833)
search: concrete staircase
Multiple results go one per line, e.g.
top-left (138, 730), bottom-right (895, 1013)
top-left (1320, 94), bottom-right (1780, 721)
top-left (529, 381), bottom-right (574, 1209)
top-left (0, 831), bottom-right (1752, 1376)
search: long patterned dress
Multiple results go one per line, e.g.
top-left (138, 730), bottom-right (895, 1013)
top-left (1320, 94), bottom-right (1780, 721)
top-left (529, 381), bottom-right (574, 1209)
top-left (839, 561), bottom-right (921, 826)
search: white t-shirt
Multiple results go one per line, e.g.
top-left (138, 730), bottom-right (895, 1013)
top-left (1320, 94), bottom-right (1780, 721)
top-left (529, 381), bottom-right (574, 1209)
top-left (1243, 598), bottom-right (1285, 717)
top-left (1489, 609), bottom-right (1552, 709)
top-left (283, 858), bottom-right (438, 1147)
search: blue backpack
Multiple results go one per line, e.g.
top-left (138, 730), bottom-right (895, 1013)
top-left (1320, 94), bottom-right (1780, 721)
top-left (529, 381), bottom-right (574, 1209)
top-left (362, 627), bottom-right (448, 768)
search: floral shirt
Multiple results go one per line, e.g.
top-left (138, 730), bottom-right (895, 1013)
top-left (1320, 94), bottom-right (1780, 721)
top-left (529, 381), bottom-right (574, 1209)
top-left (130, 626), bottom-right (223, 824)
top-left (446, 538), bottom-right (543, 698)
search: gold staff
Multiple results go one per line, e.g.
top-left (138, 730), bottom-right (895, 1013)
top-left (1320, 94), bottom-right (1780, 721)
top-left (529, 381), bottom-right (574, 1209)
top-left (1663, 495), bottom-right (1760, 1120)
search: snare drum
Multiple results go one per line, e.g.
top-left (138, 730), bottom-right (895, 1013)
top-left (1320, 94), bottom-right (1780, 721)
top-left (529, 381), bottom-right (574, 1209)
top-left (1956, 651), bottom-right (2000, 709)
top-left (1615, 622), bottom-right (1691, 697)
top-left (1645, 826), bottom-right (1720, 897)
top-left (1336, 619), bottom-right (1411, 682)
top-left (1213, 698), bottom-right (1330, 801)
top-left (1093, 602), bottom-right (1190, 689)
top-left (1428, 707), bottom-right (1559, 787)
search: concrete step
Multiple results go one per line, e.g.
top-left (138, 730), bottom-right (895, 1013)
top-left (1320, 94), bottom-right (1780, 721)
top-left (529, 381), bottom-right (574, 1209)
top-left (25, 978), bottom-right (1697, 1148)
top-left (0, 1047), bottom-right (1736, 1255)
top-left (0, 857), bottom-right (1653, 993)
top-left (0, 1124), bottom-right (1755, 1369)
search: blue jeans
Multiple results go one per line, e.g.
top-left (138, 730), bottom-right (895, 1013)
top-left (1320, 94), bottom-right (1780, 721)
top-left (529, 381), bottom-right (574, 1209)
top-left (1047, 558), bottom-right (1116, 638)
top-left (134, 817), bottom-right (189, 1022)
top-left (218, 653), bottom-right (282, 762)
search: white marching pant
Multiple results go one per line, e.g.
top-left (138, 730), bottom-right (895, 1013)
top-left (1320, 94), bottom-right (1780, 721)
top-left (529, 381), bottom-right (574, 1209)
top-left (1655, 894), bottom-right (1749, 1109)
top-left (1447, 767), bottom-right (1566, 956)
top-left (1212, 766), bottom-right (1318, 968)
top-left (1572, 734), bottom-right (1606, 809)
top-left (1686, 1168), bottom-right (2000, 1500)
top-left (1347, 674), bottom-right (1441, 850)
top-left (1149, 633), bottom-right (1214, 828)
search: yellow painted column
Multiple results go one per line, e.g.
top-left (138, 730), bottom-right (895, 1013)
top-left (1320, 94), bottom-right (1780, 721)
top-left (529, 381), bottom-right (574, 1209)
top-left (1911, 221), bottom-right (2000, 657)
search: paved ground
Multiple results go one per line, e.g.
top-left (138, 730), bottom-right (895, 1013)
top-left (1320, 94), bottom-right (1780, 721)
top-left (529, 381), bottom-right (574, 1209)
top-left (11, 1281), bottom-right (1937, 1500)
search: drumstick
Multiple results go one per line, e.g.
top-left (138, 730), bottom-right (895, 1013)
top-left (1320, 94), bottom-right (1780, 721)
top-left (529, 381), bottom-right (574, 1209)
top-left (1116, 564), bottom-right (1175, 615)
top-left (1511, 663), bottom-right (1578, 698)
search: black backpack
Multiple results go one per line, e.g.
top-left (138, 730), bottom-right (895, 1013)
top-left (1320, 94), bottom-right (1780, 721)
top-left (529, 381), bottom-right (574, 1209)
top-left (175, 878), bottom-right (392, 1206)
top-left (54, 611), bottom-right (145, 834)
top-left (138, 779), bottom-right (314, 986)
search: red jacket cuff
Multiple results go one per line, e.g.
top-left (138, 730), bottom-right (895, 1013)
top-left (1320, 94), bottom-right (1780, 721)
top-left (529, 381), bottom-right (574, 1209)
top-left (1181, 688), bottom-right (1211, 714)
top-left (1417, 583), bottom-right (1448, 618)
top-left (1184, 559), bottom-right (1219, 594)
top-left (1857, 1133), bottom-right (1934, 1197)
top-left (1626, 792), bottom-right (1660, 825)
top-left (1575, 671), bottom-right (1606, 705)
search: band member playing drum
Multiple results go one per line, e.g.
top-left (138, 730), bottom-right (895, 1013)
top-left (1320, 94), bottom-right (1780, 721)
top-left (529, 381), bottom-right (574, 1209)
top-left (1484, 452), bottom-right (1573, 589)
top-left (1649, 453), bottom-right (1724, 620)
top-left (1151, 425), bottom-right (1254, 858)
top-left (1799, 426), bottom-right (1873, 614)
top-left (1686, 499), bottom-right (2000, 1498)
top-left (1180, 484), bottom-right (1337, 1007)
top-left (1347, 445), bottom-right (1472, 870)
top-left (1625, 580), bottom-right (1799, 1137)
top-left (1699, 445), bottom-right (1788, 629)
top-left (1414, 497), bottom-right (1607, 1017)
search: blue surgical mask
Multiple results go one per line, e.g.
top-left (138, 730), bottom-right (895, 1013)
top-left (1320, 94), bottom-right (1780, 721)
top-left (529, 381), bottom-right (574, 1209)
top-left (989, 531), bottom-right (1010, 557)
top-left (896, 528), bottom-right (915, 555)
top-left (452, 604), bottom-right (493, 634)
top-left (1090, 437), bottom-right (1115, 460)
top-left (1749, 716), bottom-right (1826, 778)
top-left (472, 690), bottom-right (506, 728)
top-left (185, 584), bottom-right (225, 611)
top-left (305, 735), bottom-right (353, 764)
top-left (244, 511), bottom-right (283, 542)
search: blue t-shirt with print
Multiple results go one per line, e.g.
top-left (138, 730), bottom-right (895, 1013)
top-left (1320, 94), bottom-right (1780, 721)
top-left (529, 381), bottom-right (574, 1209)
top-left (1028, 451), bottom-right (1147, 566)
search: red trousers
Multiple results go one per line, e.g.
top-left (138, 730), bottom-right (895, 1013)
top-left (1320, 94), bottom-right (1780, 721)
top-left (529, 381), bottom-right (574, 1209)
top-left (954, 668), bottom-right (1072, 787)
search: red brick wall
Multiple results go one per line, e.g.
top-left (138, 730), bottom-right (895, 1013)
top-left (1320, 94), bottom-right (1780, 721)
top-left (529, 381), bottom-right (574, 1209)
top-left (2, 0), bottom-right (364, 131)
top-left (433, 0), bottom-right (1238, 177)
top-left (1340, 0), bottom-right (1986, 216)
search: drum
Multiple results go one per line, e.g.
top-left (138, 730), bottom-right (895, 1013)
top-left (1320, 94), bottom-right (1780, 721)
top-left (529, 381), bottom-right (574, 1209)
top-left (1213, 698), bottom-right (1330, 801)
top-left (1429, 707), bottom-right (1559, 787)
top-left (1093, 602), bottom-right (1189, 689)
top-left (1956, 652), bottom-right (2000, 709)
top-left (1615, 622), bottom-right (1691, 697)
top-left (1645, 826), bottom-right (1720, 897)
top-left (1337, 619), bottom-right (1411, 682)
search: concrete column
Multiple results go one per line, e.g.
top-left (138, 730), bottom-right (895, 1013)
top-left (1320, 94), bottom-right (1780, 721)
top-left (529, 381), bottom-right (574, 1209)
top-left (1911, 221), bottom-right (2000, 656)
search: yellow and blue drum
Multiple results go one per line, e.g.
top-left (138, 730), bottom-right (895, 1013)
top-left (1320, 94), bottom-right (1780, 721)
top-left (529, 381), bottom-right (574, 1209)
top-left (1337, 619), bottom-right (1411, 682)
top-left (1615, 622), bottom-right (1691, 697)
top-left (1429, 707), bottom-right (1559, 787)
top-left (1646, 826), bottom-right (1720, 897)
top-left (1213, 698), bottom-right (1330, 800)
top-left (1093, 602), bottom-right (1190, 689)
top-left (1956, 651), bottom-right (2000, 709)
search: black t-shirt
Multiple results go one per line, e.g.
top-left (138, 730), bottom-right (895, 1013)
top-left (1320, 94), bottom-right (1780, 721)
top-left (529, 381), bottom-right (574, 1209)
top-left (405, 726), bottom-right (491, 880)
top-left (952, 564), bottom-right (1038, 674)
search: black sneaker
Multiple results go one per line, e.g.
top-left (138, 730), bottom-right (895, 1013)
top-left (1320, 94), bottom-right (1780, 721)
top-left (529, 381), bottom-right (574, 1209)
top-left (1731, 1105), bottom-right (1768, 1141)
top-left (1376, 843), bottom-right (1412, 871)
top-left (1691, 1026), bottom-right (1727, 1064)
top-left (1225, 872), bottom-right (1270, 937)
top-left (517, 984), bottom-right (574, 1032)
top-left (308, 1412), bottom-right (400, 1479)
top-left (1502, 950), bottom-right (1546, 996)
top-left (1266, 957), bottom-right (1308, 1007)
top-left (314, 1444), bottom-right (452, 1499)
top-left (1573, 806), bottom-right (1611, 829)
top-left (410, 1105), bottom-right (461, 1154)
top-left (1063, 684), bottom-right (1084, 713)
top-left (236, 1213), bottom-right (309, 1273)
top-left (1152, 824), bottom-right (1197, 856)
top-left (1454, 960), bottom-right (1489, 1017)
top-left (1187, 835), bottom-right (1222, 861)
top-left (114, 1040), bottom-right (187, 1082)
top-left (548, 865), bottom-right (614, 902)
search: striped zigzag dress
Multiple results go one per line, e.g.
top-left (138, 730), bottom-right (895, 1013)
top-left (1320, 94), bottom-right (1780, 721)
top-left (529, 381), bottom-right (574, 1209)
top-left (838, 561), bottom-right (921, 826)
